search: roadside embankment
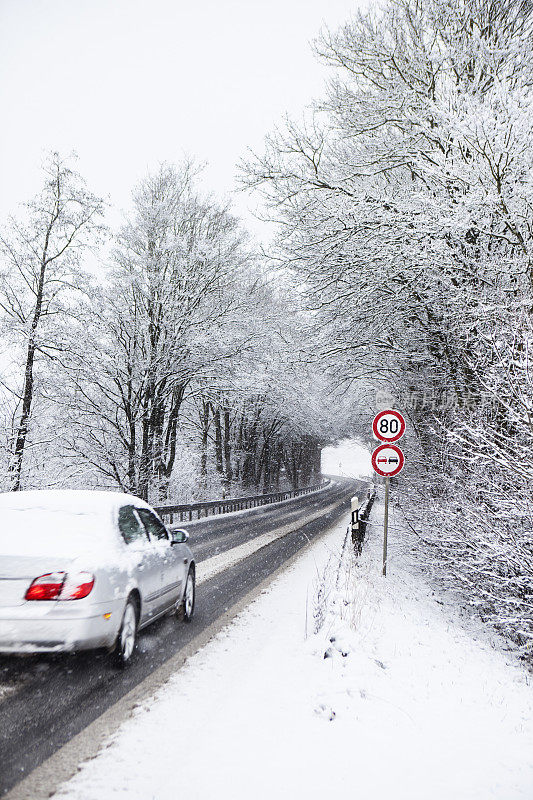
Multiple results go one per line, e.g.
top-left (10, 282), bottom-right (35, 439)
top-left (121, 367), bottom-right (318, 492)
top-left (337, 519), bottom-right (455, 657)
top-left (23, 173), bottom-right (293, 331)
top-left (55, 497), bottom-right (533, 800)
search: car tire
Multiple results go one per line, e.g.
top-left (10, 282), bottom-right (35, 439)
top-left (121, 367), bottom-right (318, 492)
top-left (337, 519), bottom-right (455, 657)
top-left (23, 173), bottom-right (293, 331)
top-left (176, 567), bottom-right (195, 623)
top-left (112, 597), bottom-right (138, 668)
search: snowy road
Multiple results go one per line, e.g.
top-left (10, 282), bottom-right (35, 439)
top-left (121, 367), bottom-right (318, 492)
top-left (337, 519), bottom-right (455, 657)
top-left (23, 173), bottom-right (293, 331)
top-left (0, 477), bottom-right (363, 798)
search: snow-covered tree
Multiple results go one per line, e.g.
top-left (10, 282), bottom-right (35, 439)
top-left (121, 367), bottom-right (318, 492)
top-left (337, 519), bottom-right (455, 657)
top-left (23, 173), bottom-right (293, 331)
top-left (244, 0), bottom-right (533, 653)
top-left (0, 153), bottom-right (105, 489)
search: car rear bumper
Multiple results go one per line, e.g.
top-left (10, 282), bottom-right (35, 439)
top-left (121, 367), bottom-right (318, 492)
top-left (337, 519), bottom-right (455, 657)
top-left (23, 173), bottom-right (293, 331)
top-left (0, 600), bottom-right (124, 654)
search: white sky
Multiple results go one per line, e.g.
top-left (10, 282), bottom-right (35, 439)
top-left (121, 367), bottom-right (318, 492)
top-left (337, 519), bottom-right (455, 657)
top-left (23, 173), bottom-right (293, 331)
top-left (321, 439), bottom-right (372, 480)
top-left (0, 0), bottom-right (364, 238)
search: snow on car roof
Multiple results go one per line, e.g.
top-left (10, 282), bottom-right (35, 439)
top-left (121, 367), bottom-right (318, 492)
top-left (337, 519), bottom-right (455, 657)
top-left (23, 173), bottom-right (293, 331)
top-left (0, 489), bottom-right (152, 514)
top-left (0, 491), bottom-right (156, 563)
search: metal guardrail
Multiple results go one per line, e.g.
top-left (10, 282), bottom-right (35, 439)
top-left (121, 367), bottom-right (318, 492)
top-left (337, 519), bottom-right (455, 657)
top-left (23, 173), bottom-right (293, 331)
top-left (154, 479), bottom-right (330, 525)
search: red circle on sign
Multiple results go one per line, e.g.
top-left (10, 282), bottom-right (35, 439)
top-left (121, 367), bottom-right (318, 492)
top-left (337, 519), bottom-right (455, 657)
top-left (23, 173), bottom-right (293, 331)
top-left (371, 444), bottom-right (405, 477)
top-left (372, 409), bottom-right (406, 443)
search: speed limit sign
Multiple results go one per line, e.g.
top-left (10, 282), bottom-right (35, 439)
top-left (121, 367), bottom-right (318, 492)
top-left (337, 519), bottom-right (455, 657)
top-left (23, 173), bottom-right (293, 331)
top-left (373, 409), bottom-right (405, 443)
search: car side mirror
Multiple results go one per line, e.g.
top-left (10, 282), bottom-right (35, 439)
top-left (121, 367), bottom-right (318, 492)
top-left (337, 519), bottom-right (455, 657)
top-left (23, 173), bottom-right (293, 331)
top-left (171, 529), bottom-right (189, 545)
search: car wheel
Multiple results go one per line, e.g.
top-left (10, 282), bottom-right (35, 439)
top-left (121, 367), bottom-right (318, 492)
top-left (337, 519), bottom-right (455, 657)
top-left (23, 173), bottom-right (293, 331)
top-left (176, 567), bottom-right (195, 623)
top-left (112, 598), bottom-right (138, 668)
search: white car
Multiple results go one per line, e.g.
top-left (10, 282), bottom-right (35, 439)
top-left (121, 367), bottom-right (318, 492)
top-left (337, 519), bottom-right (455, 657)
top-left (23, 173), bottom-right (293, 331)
top-left (0, 490), bottom-right (195, 666)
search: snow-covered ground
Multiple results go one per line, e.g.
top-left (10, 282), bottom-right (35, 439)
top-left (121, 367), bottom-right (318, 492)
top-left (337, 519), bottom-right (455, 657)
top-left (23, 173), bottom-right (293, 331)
top-left (57, 497), bottom-right (533, 800)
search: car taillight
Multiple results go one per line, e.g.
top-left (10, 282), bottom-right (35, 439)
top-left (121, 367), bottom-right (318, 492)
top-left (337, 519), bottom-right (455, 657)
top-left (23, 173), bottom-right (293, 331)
top-left (25, 571), bottom-right (94, 601)
top-left (25, 572), bottom-right (66, 601)
top-left (60, 572), bottom-right (95, 600)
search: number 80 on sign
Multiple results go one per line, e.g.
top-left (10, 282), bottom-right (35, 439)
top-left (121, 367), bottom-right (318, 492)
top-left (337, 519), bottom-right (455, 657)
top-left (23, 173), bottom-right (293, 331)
top-left (372, 409), bottom-right (405, 443)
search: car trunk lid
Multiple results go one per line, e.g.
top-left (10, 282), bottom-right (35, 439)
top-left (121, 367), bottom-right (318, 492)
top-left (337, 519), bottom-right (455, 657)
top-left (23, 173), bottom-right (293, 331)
top-left (0, 556), bottom-right (75, 607)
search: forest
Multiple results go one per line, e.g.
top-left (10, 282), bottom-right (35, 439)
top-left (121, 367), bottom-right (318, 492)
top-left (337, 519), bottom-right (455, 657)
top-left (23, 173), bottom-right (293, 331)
top-left (244, 0), bottom-right (533, 654)
top-left (0, 158), bottom-right (352, 503)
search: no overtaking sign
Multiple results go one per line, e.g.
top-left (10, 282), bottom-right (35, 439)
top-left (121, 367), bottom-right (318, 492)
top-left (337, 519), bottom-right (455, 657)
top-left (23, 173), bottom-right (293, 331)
top-left (371, 443), bottom-right (404, 477)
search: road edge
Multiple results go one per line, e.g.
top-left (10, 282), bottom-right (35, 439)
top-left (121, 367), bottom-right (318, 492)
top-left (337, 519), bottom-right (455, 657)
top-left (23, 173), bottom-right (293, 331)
top-left (4, 501), bottom-right (352, 800)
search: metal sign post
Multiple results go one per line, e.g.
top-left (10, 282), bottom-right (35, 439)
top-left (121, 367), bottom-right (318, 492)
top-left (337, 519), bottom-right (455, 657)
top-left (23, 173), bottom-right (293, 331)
top-left (383, 476), bottom-right (389, 576)
top-left (372, 409), bottom-right (406, 577)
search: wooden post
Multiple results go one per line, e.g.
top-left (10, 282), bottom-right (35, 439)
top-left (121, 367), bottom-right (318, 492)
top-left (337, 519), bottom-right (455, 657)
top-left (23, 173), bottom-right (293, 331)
top-left (383, 476), bottom-right (389, 576)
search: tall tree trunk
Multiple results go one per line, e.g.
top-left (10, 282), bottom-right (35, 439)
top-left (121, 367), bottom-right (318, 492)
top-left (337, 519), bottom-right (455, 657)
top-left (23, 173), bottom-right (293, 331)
top-left (214, 406), bottom-right (224, 476)
top-left (262, 437), bottom-right (271, 493)
top-left (127, 416), bottom-right (136, 492)
top-left (10, 259), bottom-right (47, 490)
top-left (124, 361), bottom-right (137, 493)
top-left (138, 385), bottom-right (154, 500)
top-left (223, 409), bottom-right (233, 485)
top-left (10, 343), bottom-right (37, 491)
top-left (200, 400), bottom-right (210, 483)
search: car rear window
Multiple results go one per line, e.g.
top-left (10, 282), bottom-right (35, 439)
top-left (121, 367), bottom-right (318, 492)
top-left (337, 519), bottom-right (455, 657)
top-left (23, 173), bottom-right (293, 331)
top-left (0, 508), bottom-right (111, 558)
